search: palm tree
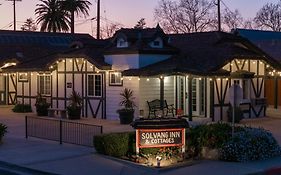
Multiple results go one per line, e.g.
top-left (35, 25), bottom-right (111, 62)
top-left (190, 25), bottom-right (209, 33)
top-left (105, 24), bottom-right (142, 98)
top-left (35, 0), bottom-right (70, 32)
top-left (60, 0), bottom-right (92, 33)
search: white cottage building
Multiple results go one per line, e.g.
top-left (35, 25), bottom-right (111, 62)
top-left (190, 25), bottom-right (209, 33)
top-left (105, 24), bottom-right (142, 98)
top-left (0, 26), bottom-right (280, 121)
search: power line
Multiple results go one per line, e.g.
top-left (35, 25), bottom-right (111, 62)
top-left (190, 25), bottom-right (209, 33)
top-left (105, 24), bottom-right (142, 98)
top-left (220, 0), bottom-right (244, 27)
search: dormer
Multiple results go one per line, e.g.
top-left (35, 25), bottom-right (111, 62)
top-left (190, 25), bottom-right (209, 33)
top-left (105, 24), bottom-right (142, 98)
top-left (149, 37), bottom-right (163, 48)
top-left (117, 37), bottom-right (128, 48)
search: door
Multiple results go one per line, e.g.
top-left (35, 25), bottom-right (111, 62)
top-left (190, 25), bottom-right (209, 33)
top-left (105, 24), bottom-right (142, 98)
top-left (0, 76), bottom-right (6, 105)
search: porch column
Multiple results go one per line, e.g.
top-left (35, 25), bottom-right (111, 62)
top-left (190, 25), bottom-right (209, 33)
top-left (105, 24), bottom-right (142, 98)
top-left (188, 76), bottom-right (193, 121)
top-left (274, 77), bottom-right (278, 109)
top-left (160, 77), bottom-right (165, 116)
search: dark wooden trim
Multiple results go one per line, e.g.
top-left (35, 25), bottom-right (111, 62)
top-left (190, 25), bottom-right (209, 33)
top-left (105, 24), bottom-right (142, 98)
top-left (87, 100), bottom-right (95, 118)
top-left (188, 76), bottom-right (192, 121)
top-left (175, 76), bottom-right (178, 114)
top-left (204, 78), bottom-right (207, 118)
top-left (241, 59), bottom-right (246, 70)
top-left (64, 59), bottom-right (67, 109)
top-left (21, 81), bottom-right (24, 104)
top-left (214, 79), bottom-right (221, 104)
top-left (85, 61), bottom-right (88, 117)
top-left (28, 73), bottom-right (31, 105)
top-left (258, 78), bottom-right (264, 98)
top-left (103, 72), bottom-right (106, 119)
top-left (222, 80), bottom-right (229, 103)
top-left (234, 60), bottom-right (240, 70)
top-left (251, 79), bottom-right (258, 97)
top-left (81, 61), bottom-right (84, 117)
top-left (95, 99), bottom-right (102, 117)
top-left (274, 77), bottom-right (278, 109)
top-left (210, 80), bottom-right (214, 121)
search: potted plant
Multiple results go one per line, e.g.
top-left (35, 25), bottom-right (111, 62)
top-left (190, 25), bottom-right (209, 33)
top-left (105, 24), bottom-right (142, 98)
top-left (117, 88), bottom-right (136, 124)
top-left (35, 92), bottom-right (50, 116)
top-left (67, 90), bottom-right (82, 120)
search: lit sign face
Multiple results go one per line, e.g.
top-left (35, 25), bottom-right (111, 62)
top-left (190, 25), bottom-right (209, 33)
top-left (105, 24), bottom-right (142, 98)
top-left (137, 128), bottom-right (184, 148)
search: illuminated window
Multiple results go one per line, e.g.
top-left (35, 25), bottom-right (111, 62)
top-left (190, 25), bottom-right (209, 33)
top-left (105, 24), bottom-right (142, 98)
top-left (88, 74), bottom-right (102, 97)
top-left (18, 73), bottom-right (28, 82)
top-left (109, 72), bottom-right (122, 86)
top-left (38, 75), bottom-right (51, 96)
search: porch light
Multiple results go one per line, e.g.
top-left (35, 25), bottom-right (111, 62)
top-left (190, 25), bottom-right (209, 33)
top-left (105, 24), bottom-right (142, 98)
top-left (138, 78), bottom-right (140, 81)
top-left (62, 60), bottom-right (65, 63)
top-left (90, 65), bottom-right (93, 69)
top-left (25, 73), bottom-right (27, 76)
top-left (56, 61), bottom-right (59, 64)
top-left (129, 77), bottom-right (132, 81)
top-left (43, 73), bottom-right (45, 76)
top-left (237, 60), bottom-right (240, 64)
top-left (266, 65), bottom-right (270, 68)
top-left (160, 76), bottom-right (163, 79)
top-left (31, 73), bottom-right (33, 76)
top-left (198, 77), bottom-right (202, 80)
top-left (209, 78), bottom-right (213, 81)
top-left (97, 70), bottom-right (100, 73)
top-left (147, 78), bottom-right (150, 81)
top-left (217, 78), bottom-right (221, 81)
top-left (273, 70), bottom-right (276, 73)
top-left (121, 77), bottom-right (124, 80)
top-left (260, 61), bottom-right (263, 65)
top-left (253, 61), bottom-right (256, 64)
top-left (69, 60), bottom-right (72, 63)
top-left (50, 66), bottom-right (53, 69)
top-left (230, 63), bottom-right (233, 66)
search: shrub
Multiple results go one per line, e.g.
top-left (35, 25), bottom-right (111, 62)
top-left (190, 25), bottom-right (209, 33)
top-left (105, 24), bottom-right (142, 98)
top-left (187, 122), bottom-right (244, 157)
top-left (12, 104), bottom-right (32, 113)
top-left (0, 123), bottom-right (7, 142)
top-left (220, 127), bottom-right (281, 162)
top-left (94, 132), bottom-right (135, 157)
top-left (227, 106), bottom-right (244, 123)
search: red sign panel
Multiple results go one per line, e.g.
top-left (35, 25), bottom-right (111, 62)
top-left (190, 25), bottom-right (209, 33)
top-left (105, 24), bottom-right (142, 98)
top-left (136, 128), bottom-right (184, 148)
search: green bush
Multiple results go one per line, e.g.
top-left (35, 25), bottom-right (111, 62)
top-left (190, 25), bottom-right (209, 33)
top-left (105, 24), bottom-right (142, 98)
top-left (220, 127), bottom-right (281, 162)
top-left (227, 106), bottom-right (244, 123)
top-left (94, 132), bottom-right (135, 157)
top-left (12, 104), bottom-right (32, 113)
top-left (0, 123), bottom-right (7, 142)
top-left (186, 122), bottom-right (245, 157)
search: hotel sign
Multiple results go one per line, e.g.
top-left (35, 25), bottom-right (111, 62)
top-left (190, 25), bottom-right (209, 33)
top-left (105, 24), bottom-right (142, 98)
top-left (137, 128), bottom-right (184, 148)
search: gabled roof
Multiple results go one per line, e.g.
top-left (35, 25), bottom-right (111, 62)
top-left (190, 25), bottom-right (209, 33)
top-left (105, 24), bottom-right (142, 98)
top-left (0, 30), bottom-right (97, 67)
top-left (104, 25), bottom-right (178, 55)
top-left (4, 43), bottom-right (111, 72)
top-left (233, 28), bottom-right (281, 61)
top-left (124, 31), bottom-right (281, 77)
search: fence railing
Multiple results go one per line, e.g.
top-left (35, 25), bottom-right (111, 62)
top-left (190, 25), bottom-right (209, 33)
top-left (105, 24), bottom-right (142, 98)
top-left (25, 116), bottom-right (103, 147)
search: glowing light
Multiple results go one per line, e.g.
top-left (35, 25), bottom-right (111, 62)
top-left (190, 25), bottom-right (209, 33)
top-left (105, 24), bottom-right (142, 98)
top-left (160, 76), bottom-right (163, 79)
top-left (138, 78), bottom-right (140, 81)
top-left (253, 61), bottom-right (256, 64)
top-left (266, 65), bottom-right (270, 68)
top-left (198, 77), bottom-right (202, 80)
top-left (209, 78), bottom-right (213, 81)
top-left (62, 60), bottom-right (65, 63)
top-left (147, 78), bottom-right (150, 81)
top-left (90, 65), bottom-right (93, 69)
top-left (50, 66), bottom-right (53, 69)
top-left (69, 60), bottom-right (72, 63)
top-left (121, 77), bottom-right (123, 80)
top-left (217, 78), bottom-right (221, 81)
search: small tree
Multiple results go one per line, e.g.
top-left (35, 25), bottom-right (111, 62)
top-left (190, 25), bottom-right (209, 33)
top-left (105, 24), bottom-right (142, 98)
top-left (21, 18), bottom-right (37, 31)
top-left (134, 18), bottom-right (146, 29)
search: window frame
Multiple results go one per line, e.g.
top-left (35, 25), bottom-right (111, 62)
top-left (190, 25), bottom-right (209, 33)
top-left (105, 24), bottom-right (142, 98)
top-left (109, 71), bottom-right (123, 86)
top-left (38, 74), bottom-right (51, 96)
top-left (87, 74), bottom-right (103, 97)
top-left (18, 73), bottom-right (29, 82)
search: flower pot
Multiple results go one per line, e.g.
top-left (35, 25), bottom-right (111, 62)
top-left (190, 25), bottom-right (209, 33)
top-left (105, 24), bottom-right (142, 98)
top-left (36, 104), bottom-right (50, 116)
top-left (67, 106), bottom-right (81, 120)
top-left (118, 110), bottom-right (134, 124)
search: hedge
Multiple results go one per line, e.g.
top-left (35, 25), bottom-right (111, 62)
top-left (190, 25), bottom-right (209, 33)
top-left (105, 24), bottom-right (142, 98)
top-left (12, 104), bottom-right (32, 113)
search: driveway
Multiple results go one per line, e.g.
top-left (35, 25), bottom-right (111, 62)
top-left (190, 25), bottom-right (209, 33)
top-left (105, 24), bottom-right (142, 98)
top-left (240, 107), bottom-right (281, 144)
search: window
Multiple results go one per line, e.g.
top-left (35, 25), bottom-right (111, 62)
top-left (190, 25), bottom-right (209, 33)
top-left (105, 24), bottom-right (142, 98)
top-left (88, 74), bottom-right (102, 97)
top-left (150, 37), bottom-right (163, 48)
top-left (18, 73), bottom-right (28, 82)
top-left (117, 38), bottom-right (128, 48)
top-left (38, 75), bottom-right (51, 95)
top-left (109, 72), bottom-right (122, 86)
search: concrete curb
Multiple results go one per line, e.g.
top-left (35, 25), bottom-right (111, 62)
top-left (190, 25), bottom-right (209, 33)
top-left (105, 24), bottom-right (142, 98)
top-left (0, 161), bottom-right (59, 175)
top-left (94, 153), bottom-right (201, 173)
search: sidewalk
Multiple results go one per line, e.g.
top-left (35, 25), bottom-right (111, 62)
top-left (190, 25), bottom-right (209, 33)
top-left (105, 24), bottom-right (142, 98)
top-left (0, 106), bottom-right (281, 175)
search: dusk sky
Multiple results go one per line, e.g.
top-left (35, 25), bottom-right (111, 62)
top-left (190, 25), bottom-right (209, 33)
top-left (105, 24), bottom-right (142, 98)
top-left (0, 0), bottom-right (279, 35)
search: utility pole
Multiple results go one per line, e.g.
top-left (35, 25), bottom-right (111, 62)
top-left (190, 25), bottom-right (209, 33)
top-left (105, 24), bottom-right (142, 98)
top-left (217, 0), bottom-right (221, 31)
top-left (6, 0), bottom-right (22, 31)
top-left (97, 0), bottom-right (100, 39)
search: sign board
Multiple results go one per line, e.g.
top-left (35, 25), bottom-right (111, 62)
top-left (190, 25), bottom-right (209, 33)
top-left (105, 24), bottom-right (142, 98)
top-left (66, 82), bottom-right (72, 88)
top-left (137, 128), bottom-right (184, 148)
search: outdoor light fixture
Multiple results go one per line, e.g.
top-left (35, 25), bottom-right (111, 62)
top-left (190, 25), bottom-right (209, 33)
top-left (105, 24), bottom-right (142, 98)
top-left (253, 61), bottom-right (256, 64)
top-left (138, 78), bottom-right (140, 81)
top-left (0, 62), bottom-right (16, 69)
top-left (69, 60), bottom-right (72, 63)
top-left (90, 65), bottom-right (93, 69)
top-left (147, 78), bottom-right (150, 81)
top-left (266, 65), bottom-right (270, 68)
top-left (62, 60), bottom-right (65, 63)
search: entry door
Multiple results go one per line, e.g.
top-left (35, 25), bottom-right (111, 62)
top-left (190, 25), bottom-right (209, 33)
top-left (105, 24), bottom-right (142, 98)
top-left (0, 76), bottom-right (6, 105)
top-left (191, 78), bottom-right (205, 116)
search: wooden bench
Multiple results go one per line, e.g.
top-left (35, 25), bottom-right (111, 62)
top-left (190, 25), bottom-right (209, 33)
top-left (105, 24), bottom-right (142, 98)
top-left (48, 108), bottom-right (67, 119)
top-left (147, 99), bottom-right (175, 118)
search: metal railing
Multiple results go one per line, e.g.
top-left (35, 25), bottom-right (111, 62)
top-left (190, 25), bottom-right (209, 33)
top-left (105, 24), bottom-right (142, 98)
top-left (25, 116), bottom-right (103, 147)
